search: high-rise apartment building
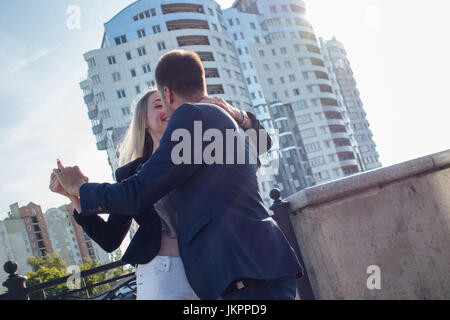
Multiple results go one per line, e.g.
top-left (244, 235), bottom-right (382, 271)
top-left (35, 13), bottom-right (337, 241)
top-left (321, 37), bottom-right (381, 170)
top-left (0, 202), bottom-right (53, 293)
top-left (79, 0), bottom-right (381, 202)
top-left (226, 0), bottom-right (366, 186)
top-left (45, 204), bottom-right (111, 266)
top-left (0, 202), bottom-right (111, 293)
top-left (80, 0), bottom-right (254, 175)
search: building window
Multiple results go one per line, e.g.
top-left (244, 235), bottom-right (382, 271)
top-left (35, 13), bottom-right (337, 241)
top-left (135, 85), bottom-right (141, 94)
top-left (117, 90), bottom-right (126, 99)
top-left (259, 50), bottom-right (265, 57)
top-left (138, 47), bottom-right (147, 56)
top-left (137, 29), bottom-right (146, 38)
top-left (280, 47), bottom-right (287, 54)
top-left (143, 64), bottom-right (151, 73)
top-left (87, 58), bottom-right (96, 68)
top-left (153, 25), bottom-right (161, 33)
top-left (112, 72), bottom-right (121, 82)
top-left (268, 78), bottom-right (274, 85)
top-left (114, 35), bottom-right (127, 45)
top-left (289, 74), bottom-right (296, 82)
top-left (293, 88), bottom-right (300, 96)
top-left (126, 52), bottom-right (132, 60)
top-left (250, 22), bottom-right (256, 29)
top-left (107, 56), bottom-right (116, 65)
top-left (130, 69), bottom-right (136, 77)
top-left (101, 109), bottom-right (111, 119)
top-left (157, 41), bottom-right (166, 50)
top-left (122, 107), bottom-right (131, 116)
top-left (270, 6), bottom-right (277, 13)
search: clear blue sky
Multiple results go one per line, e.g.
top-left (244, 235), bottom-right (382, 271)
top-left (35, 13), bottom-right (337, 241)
top-left (1, 0), bottom-right (449, 219)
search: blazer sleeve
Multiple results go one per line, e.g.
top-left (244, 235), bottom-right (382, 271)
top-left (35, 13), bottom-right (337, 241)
top-left (71, 161), bottom-right (141, 252)
top-left (79, 104), bottom-right (205, 217)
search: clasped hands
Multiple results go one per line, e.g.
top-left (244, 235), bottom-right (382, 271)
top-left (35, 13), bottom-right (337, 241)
top-left (49, 162), bottom-right (89, 200)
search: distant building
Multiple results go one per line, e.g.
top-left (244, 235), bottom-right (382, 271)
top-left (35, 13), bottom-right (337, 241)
top-left (321, 37), bottom-right (381, 170)
top-left (44, 204), bottom-right (111, 266)
top-left (0, 201), bottom-right (112, 294)
top-left (79, 0), bottom-right (382, 204)
top-left (0, 202), bottom-right (53, 293)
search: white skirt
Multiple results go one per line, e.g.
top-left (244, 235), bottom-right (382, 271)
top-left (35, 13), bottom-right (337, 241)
top-left (136, 256), bottom-right (199, 300)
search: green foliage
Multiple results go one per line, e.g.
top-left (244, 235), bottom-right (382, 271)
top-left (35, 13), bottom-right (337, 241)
top-left (27, 253), bottom-right (67, 272)
top-left (25, 253), bottom-right (129, 300)
top-left (26, 266), bottom-right (69, 300)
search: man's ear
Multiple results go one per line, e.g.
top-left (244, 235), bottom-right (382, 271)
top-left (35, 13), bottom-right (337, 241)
top-left (163, 87), bottom-right (174, 104)
top-left (168, 88), bottom-right (175, 104)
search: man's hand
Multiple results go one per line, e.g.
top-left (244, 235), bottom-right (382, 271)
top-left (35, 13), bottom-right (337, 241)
top-left (199, 96), bottom-right (252, 129)
top-left (49, 172), bottom-right (72, 198)
top-left (53, 166), bottom-right (89, 198)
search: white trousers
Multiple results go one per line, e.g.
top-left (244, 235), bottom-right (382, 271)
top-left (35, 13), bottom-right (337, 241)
top-left (136, 256), bottom-right (199, 300)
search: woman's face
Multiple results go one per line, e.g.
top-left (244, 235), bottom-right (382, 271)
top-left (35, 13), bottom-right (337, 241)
top-left (146, 91), bottom-right (170, 138)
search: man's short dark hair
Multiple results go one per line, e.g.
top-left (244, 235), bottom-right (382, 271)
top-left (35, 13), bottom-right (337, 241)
top-left (155, 50), bottom-right (206, 98)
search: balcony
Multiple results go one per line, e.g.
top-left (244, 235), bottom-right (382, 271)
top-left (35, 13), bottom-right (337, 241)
top-left (83, 93), bottom-right (94, 104)
top-left (207, 85), bottom-right (224, 95)
top-left (196, 52), bottom-right (215, 62)
top-left (277, 149), bottom-right (450, 299)
top-left (205, 68), bottom-right (219, 78)
top-left (299, 31), bottom-right (317, 42)
top-left (177, 35), bottom-right (210, 47)
top-left (166, 19), bottom-right (209, 31)
top-left (96, 137), bottom-right (107, 151)
top-left (92, 122), bottom-right (103, 135)
top-left (162, 3), bottom-right (204, 15)
top-left (315, 71), bottom-right (329, 80)
top-left (320, 98), bottom-right (339, 107)
top-left (319, 85), bottom-right (333, 93)
top-left (88, 107), bottom-right (99, 120)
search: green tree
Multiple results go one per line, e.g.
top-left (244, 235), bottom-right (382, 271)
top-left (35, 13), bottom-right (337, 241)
top-left (27, 253), bottom-right (67, 272)
top-left (25, 253), bottom-right (130, 300)
top-left (26, 267), bottom-right (69, 300)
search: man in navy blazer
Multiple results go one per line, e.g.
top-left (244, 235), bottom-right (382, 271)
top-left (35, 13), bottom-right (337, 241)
top-left (54, 50), bottom-right (303, 300)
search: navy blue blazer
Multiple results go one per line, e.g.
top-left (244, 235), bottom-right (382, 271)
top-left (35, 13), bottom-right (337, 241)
top-left (72, 111), bottom-right (271, 267)
top-left (79, 104), bottom-right (303, 300)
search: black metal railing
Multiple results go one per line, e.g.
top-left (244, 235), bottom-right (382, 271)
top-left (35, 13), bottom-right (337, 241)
top-left (0, 260), bottom-right (135, 300)
top-left (2, 188), bottom-right (313, 300)
top-left (269, 189), bottom-right (315, 300)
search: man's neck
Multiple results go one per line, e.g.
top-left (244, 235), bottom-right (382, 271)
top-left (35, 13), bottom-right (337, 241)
top-left (172, 93), bottom-right (206, 111)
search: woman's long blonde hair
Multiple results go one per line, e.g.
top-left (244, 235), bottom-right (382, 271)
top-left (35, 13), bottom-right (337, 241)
top-left (118, 88), bottom-right (157, 166)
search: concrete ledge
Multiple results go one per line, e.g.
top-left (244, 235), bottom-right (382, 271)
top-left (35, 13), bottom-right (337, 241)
top-left (287, 149), bottom-right (450, 212)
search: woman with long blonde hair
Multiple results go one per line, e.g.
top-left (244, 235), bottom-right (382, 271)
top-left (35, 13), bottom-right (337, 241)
top-left (50, 87), bottom-right (271, 299)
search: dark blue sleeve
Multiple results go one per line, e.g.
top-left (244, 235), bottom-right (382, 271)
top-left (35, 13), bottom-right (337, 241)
top-left (79, 104), bottom-right (205, 217)
top-left (72, 210), bottom-right (132, 252)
